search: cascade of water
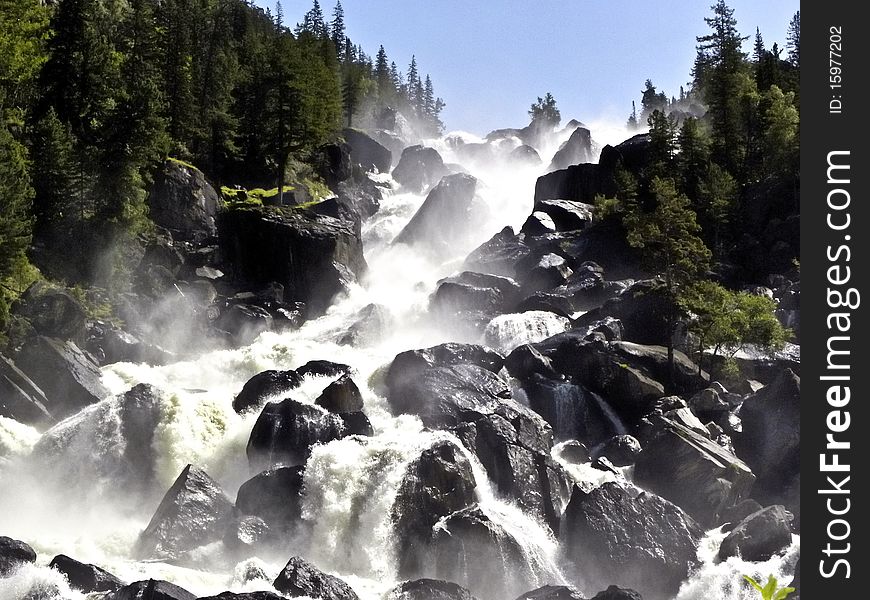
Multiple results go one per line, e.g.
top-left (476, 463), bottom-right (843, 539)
top-left (483, 311), bottom-right (572, 353)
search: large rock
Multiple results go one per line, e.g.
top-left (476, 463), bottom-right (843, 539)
top-left (148, 160), bottom-right (219, 242)
top-left (562, 482), bottom-right (703, 599)
top-left (342, 128), bottom-right (392, 173)
top-left (0, 536), bottom-right (36, 576)
top-left (235, 466), bottom-right (305, 532)
top-left (463, 227), bottom-right (531, 278)
top-left (315, 374), bottom-right (364, 413)
top-left (575, 279), bottom-right (676, 347)
top-left (15, 336), bottom-right (109, 420)
top-left (516, 253), bottom-right (573, 294)
top-left (548, 127), bottom-right (594, 171)
top-left (48, 554), bottom-right (124, 593)
top-left (733, 370), bottom-right (800, 499)
top-left (0, 353), bottom-right (52, 425)
top-left (106, 579), bottom-right (196, 600)
top-left (31, 383), bottom-right (163, 499)
top-left (135, 465), bottom-right (236, 559)
top-left (233, 369), bottom-right (303, 414)
top-left (590, 587), bottom-right (644, 600)
top-left (313, 142), bottom-right (352, 187)
top-left (718, 505), bottom-right (793, 562)
top-left (393, 145), bottom-right (448, 192)
top-left (514, 585), bottom-right (585, 600)
top-left (297, 360), bottom-right (352, 379)
top-left (386, 343), bottom-right (504, 394)
top-left (199, 593), bottom-right (284, 600)
top-left (533, 200), bottom-right (594, 233)
top-left (12, 281), bottom-right (87, 342)
top-left (247, 398), bottom-right (347, 471)
top-left (453, 401), bottom-right (569, 532)
top-left (386, 363), bottom-right (510, 428)
top-left (273, 556), bottom-right (359, 600)
top-left (595, 435), bottom-right (642, 467)
top-left (509, 145), bottom-right (542, 167)
top-left (218, 206), bottom-right (367, 317)
top-left (388, 579), bottom-right (479, 600)
top-left (430, 272), bottom-right (522, 319)
top-left (392, 440), bottom-right (478, 577)
top-left (393, 174), bottom-right (484, 256)
top-left (633, 418), bottom-right (755, 525)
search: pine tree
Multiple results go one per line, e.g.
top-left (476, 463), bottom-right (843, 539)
top-left (375, 45), bottom-right (391, 101)
top-left (330, 1), bottom-right (345, 60)
top-left (407, 55), bottom-right (419, 107)
top-left (301, 0), bottom-right (327, 39)
top-left (31, 108), bottom-right (76, 243)
top-left (275, 1), bottom-right (284, 29)
top-left (752, 28), bottom-right (764, 63)
top-left (423, 75), bottom-right (435, 118)
top-left (627, 100), bottom-right (638, 130)
top-left (160, 0), bottom-right (196, 154)
top-left (528, 92), bottom-right (560, 127)
top-left (647, 110), bottom-right (677, 179)
top-left (0, 0), bottom-right (49, 117)
top-left (676, 116), bottom-right (709, 199)
top-left (786, 11), bottom-right (800, 67)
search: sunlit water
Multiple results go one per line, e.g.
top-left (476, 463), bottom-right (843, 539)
top-left (0, 121), bottom-right (797, 600)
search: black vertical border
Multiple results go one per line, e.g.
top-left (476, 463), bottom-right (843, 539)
top-left (801, 1), bottom-right (866, 597)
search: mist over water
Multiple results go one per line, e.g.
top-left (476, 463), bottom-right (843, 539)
top-left (0, 119), bottom-right (797, 600)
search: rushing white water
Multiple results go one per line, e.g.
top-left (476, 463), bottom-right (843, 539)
top-left (0, 120), bottom-right (799, 600)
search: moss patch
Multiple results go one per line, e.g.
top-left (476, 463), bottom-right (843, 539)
top-left (167, 156), bottom-right (200, 172)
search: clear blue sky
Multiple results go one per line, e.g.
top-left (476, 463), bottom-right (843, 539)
top-left (262, 0), bottom-right (799, 135)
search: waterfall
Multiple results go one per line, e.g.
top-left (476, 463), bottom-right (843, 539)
top-left (483, 311), bottom-right (572, 353)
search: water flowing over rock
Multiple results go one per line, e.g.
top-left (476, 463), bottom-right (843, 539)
top-left (235, 466), bottom-right (305, 532)
top-left (135, 464), bottom-right (236, 560)
top-left (342, 128), bottom-right (392, 173)
top-left (393, 174), bottom-right (485, 256)
top-left (48, 554), bottom-right (124, 593)
top-left (105, 579), bottom-right (196, 600)
top-left (0, 536), bottom-right (36, 576)
top-left (273, 556), bottom-right (359, 600)
top-left (717, 505), bottom-right (793, 562)
top-left (218, 206), bottom-right (367, 317)
top-left (247, 398), bottom-right (347, 471)
top-left (483, 312), bottom-right (571, 353)
top-left (0, 353), bottom-right (52, 425)
top-left (633, 418), bottom-right (755, 525)
top-left (562, 482), bottom-right (703, 600)
top-left (392, 440), bottom-right (478, 577)
top-left (147, 160), bottom-right (219, 242)
top-left (31, 383), bottom-right (164, 498)
top-left (233, 369), bottom-right (303, 414)
top-left (393, 145), bottom-right (449, 192)
top-left (387, 579), bottom-right (480, 600)
top-left (15, 336), bottom-right (109, 420)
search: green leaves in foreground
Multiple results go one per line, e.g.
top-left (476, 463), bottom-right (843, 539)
top-left (743, 575), bottom-right (795, 600)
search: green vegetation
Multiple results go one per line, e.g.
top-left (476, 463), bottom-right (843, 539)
top-left (743, 575), bottom-right (795, 600)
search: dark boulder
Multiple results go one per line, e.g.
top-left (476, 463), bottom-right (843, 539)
top-left (463, 227), bottom-right (531, 278)
top-left (509, 145), bottom-right (542, 167)
top-left (595, 435), bottom-right (642, 467)
top-left (0, 353), bottom-right (52, 425)
top-left (533, 200), bottom-right (594, 233)
top-left (387, 363), bottom-right (510, 427)
top-left (548, 127), bottom-right (594, 171)
top-left (222, 515), bottom-right (272, 555)
top-left (297, 360), bottom-right (352, 379)
top-left (233, 369), bottom-right (303, 414)
top-left (562, 482), bottom-right (703, 599)
top-left (718, 505), bottom-right (793, 562)
top-left (0, 536), bottom-right (36, 576)
top-left (247, 398), bottom-right (347, 471)
top-left (48, 554), bottom-right (124, 593)
top-left (719, 499), bottom-right (764, 531)
top-left (12, 281), bottom-right (87, 342)
top-left (135, 464), bottom-right (236, 560)
top-left (520, 212), bottom-right (557, 236)
top-left (106, 579), bottom-right (196, 600)
top-left (338, 410), bottom-right (374, 437)
top-left (633, 418), bottom-right (755, 525)
top-left (236, 466), bottom-right (305, 532)
top-left (386, 343), bottom-right (504, 394)
top-left (430, 282), bottom-right (505, 318)
top-left (315, 374), bottom-right (364, 413)
top-left (392, 440), bottom-right (478, 577)
top-left (342, 128), bottom-right (392, 173)
top-left (575, 279), bottom-right (675, 347)
top-left (16, 336), bottom-right (109, 420)
top-left (198, 592), bottom-right (285, 600)
top-left (514, 585), bottom-right (585, 600)
top-left (589, 586), bottom-right (643, 600)
top-left (87, 323), bottom-right (175, 366)
top-left (503, 344), bottom-right (559, 381)
top-left (215, 304), bottom-right (274, 346)
top-left (393, 174), bottom-right (484, 256)
top-left (387, 579), bottom-right (479, 600)
top-left (148, 160), bottom-right (219, 242)
top-left (313, 142), bottom-right (352, 187)
top-left (733, 369), bottom-right (800, 504)
top-left (218, 206), bottom-right (367, 318)
top-left (393, 145), bottom-right (448, 193)
top-left (273, 556), bottom-right (359, 600)
top-left (516, 253), bottom-right (573, 294)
